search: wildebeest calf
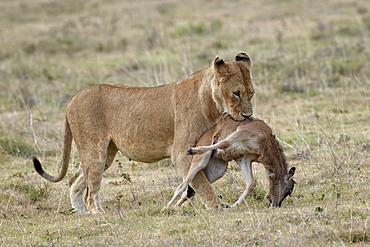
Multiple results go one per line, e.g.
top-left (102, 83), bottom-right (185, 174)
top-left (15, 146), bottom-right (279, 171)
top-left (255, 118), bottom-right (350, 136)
top-left (168, 114), bottom-right (296, 208)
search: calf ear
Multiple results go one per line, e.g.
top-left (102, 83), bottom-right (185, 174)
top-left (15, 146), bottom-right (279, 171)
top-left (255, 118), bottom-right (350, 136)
top-left (235, 52), bottom-right (251, 70)
top-left (285, 167), bottom-right (296, 182)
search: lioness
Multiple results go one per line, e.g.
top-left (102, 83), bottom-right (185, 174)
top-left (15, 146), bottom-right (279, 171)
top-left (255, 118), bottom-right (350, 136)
top-left (168, 114), bottom-right (296, 208)
top-left (32, 53), bottom-right (255, 213)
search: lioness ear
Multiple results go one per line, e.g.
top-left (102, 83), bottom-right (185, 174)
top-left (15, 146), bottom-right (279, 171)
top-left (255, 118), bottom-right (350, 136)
top-left (212, 55), bottom-right (226, 74)
top-left (235, 52), bottom-right (251, 70)
top-left (214, 55), bottom-right (225, 66)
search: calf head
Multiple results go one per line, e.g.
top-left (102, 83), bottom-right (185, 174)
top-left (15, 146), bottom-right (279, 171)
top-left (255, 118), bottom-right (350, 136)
top-left (265, 167), bottom-right (296, 207)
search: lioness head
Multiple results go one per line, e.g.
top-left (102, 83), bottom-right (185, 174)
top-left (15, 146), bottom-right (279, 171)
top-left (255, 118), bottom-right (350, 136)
top-left (211, 52), bottom-right (254, 121)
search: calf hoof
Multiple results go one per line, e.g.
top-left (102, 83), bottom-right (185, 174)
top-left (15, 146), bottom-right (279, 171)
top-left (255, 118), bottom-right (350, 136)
top-left (187, 148), bottom-right (193, 155)
top-left (161, 206), bottom-right (178, 215)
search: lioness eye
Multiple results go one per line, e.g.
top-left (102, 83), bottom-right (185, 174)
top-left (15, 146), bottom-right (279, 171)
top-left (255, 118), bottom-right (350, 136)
top-left (233, 92), bottom-right (240, 98)
top-left (250, 92), bottom-right (255, 98)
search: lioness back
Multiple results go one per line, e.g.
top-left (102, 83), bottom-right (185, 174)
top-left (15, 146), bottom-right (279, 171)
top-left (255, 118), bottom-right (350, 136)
top-left (67, 83), bottom-right (175, 163)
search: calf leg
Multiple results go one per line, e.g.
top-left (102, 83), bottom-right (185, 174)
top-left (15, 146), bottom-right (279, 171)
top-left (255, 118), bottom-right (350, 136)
top-left (168, 151), bottom-right (213, 206)
top-left (172, 149), bottom-right (227, 209)
top-left (174, 158), bottom-right (227, 207)
top-left (173, 186), bottom-right (195, 207)
top-left (189, 127), bottom-right (249, 155)
top-left (233, 156), bottom-right (256, 206)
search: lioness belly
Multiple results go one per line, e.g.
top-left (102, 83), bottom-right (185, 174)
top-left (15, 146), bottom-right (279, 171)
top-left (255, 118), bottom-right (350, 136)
top-left (117, 144), bottom-right (172, 163)
top-left (113, 134), bottom-right (173, 163)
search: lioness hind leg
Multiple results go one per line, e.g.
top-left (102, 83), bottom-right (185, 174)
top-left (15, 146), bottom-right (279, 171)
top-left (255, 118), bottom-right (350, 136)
top-left (105, 141), bottom-right (119, 171)
top-left (68, 141), bottom-right (118, 213)
top-left (83, 157), bottom-right (106, 213)
top-left (84, 142), bottom-right (119, 213)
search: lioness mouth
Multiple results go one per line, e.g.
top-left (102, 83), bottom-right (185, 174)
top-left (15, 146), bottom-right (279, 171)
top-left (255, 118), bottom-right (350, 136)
top-left (241, 113), bottom-right (252, 118)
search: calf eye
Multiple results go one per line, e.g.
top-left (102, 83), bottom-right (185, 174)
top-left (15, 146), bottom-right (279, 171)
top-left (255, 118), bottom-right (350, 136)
top-left (286, 189), bottom-right (293, 196)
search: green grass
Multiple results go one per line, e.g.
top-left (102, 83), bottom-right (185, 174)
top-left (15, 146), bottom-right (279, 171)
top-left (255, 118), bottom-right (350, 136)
top-left (0, 0), bottom-right (369, 246)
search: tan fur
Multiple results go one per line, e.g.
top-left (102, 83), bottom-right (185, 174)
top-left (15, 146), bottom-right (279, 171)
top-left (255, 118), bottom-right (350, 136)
top-left (32, 53), bottom-right (255, 213)
top-left (168, 115), bottom-right (295, 208)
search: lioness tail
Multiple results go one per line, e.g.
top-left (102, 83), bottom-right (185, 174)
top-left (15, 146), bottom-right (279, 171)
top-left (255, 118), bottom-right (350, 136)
top-left (32, 118), bottom-right (72, 182)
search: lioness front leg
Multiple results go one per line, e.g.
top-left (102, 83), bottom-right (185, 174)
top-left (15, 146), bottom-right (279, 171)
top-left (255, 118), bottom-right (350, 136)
top-left (189, 170), bottom-right (230, 209)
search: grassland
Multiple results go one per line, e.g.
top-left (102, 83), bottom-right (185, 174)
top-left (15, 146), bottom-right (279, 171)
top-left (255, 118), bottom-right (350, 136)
top-left (0, 0), bottom-right (369, 246)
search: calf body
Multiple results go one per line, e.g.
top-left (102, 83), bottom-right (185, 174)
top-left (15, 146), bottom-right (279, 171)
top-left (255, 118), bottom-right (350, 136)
top-left (168, 115), bottom-right (296, 208)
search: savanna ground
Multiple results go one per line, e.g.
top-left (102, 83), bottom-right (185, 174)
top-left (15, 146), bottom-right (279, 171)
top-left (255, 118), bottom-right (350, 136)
top-left (0, 0), bottom-right (369, 246)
